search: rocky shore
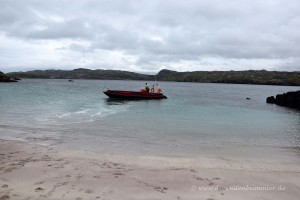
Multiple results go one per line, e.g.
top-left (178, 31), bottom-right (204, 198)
top-left (266, 91), bottom-right (300, 110)
top-left (0, 71), bottom-right (19, 82)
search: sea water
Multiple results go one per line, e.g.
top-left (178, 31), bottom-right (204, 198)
top-left (0, 79), bottom-right (299, 162)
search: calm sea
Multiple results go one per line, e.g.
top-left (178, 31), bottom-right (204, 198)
top-left (0, 79), bottom-right (299, 162)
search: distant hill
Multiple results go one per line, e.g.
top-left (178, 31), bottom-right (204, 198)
top-left (7, 68), bottom-right (300, 86)
top-left (156, 69), bottom-right (300, 86)
top-left (8, 68), bottom-right (154, 80)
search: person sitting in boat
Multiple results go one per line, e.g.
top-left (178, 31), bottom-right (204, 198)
top-left (150, 85), bottom-right (155, 93)
top-left (157, 84), bottom-right (162, 93)
top-left (145, 83), bottom-right (150, 93)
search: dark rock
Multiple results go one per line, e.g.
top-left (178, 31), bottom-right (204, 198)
top-left (275, 94), bottom-right (284, 105)
top-left (246, 97), bottom-right (251, 100)
top-left (266, 96), bottom-right (275, 103)
top-left (0, 71), bottom-right (18, 82)
top-left (35, 187), bottom-right (44, 192)
top-left (266, 91), bottom-right (300, 110)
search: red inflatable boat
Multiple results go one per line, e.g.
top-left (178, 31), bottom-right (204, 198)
top-left (103, 90), bottom-right (167, 99)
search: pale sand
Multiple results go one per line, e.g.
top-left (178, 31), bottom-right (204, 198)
top-left (0, 140), bottom-right (300, 200)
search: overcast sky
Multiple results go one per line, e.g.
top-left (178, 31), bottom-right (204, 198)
top-left (1, 0), bottom-right (300, 73)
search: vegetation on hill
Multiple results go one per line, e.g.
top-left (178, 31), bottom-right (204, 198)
top-left (156, 69), bottom-right (300, 86)
top-left (7, 68), bottom-right (300, 86)
top-left (8, 68), bottom-right (154, 80)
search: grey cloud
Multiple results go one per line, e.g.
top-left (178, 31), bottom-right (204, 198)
top-left (90, 25), bottom-right (139, 51)
top-left (27, 19), bottom-right (92, 39)
top-left (0, 0), bottom-right (300, 72)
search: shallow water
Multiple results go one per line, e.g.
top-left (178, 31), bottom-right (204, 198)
top-left (0, 79), bottom-right (300, 162)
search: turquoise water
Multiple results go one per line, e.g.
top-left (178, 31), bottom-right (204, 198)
top-left (0, 79), bottom-right (300, 162)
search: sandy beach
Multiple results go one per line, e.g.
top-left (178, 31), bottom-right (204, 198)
top-left (0, 139), bottom-right (299, 200)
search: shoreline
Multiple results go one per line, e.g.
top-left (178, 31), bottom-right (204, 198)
top-left (7, 68), bottom-right (300, 86)
top-left (1, 139), bottom-right (300, 200)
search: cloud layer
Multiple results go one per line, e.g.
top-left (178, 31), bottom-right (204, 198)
top-left (0, 0), bottom-right (300, 73)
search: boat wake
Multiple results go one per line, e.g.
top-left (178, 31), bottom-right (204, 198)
top-left (34, 103), bottom-right (130, 125)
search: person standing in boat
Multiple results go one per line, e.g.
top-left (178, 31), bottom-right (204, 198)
top-left (145, 83), bottom-right (150, 93)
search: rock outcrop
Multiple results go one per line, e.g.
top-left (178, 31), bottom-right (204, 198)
top-left (266, 91), bottom-right (300, 110)
top-left (0, 71), bottom-right (18, 82)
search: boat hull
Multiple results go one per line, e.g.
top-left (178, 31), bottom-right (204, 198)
top-left (103, 90), bottom-right (167, 99)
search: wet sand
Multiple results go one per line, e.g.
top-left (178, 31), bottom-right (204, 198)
top-left (0, 139), bottom-right (299, 200)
